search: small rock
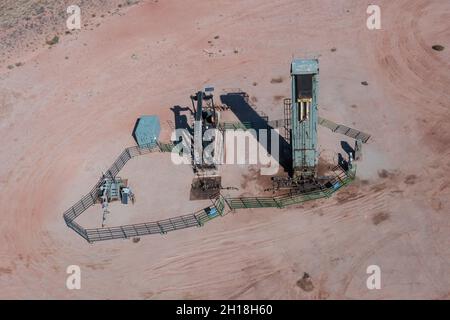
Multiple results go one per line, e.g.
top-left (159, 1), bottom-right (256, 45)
top-left (270, 77), bottom-right (283, 84)
top-left (46, 35), bottom-right (59, 46)
top-left (378, 169), bottom-right (390, 178)
top-left (432, 45), bottom-right (445, 51)
top-left (126, 0), bottom-right (140, 5)
top-left (297, 273), bottom-right (314, 292)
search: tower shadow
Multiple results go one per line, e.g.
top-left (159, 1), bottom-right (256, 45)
top-left (170, 105), bottom-right (192, 131)
top-left (220, 92), bottom-right (291, 174)
top-left (338, 153), bottom-right (349, 171)
top-left (340, 141), bottom-right (355, 158)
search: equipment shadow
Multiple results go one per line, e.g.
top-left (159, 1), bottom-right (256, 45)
top-left (220, 92), bottom-right (291, 174)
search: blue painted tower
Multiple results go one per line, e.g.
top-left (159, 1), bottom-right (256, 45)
top-left (290, 59), bottom-right (319, 179)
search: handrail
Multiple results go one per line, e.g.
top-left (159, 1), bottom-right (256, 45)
top-left (63, 140), bottom-right (355, 243)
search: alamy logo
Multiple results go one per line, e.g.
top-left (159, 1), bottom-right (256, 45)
top-left (366, 5), bottom-right (381, 30)
top-left (66, 265), bottom-right (81, 290)
top-left (171, 128), bottom-right (280, 175)
top-left (66, 5), bottom-right (81, 30)
top-left (366, 265), bottom-right (381, 290)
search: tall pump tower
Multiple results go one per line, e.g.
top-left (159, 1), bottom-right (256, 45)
top-left (290, 59), bottom-right (319, 180)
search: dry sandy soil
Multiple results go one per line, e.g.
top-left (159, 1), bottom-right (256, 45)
top-left (0, 0), bottom-right (449, 299)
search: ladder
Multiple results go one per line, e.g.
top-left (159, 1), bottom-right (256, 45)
top-left (283, 98), bottom-right (292, 142)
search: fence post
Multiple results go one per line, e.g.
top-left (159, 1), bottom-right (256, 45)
top-left (193, 214), bottom-right (203, 227)
top-left (144, 223), bottom-right (152, 235)
top-left (120, 226), bottom-right (127, 239)
top-left (180, 216), bottom-right (189, 228)
top-left (132, 225), bottom-right (139, 237)
top-left (169, 219), bottom-right (176, 230)
top-left (157, 222), bottom-right (166, 234)
top-left (274, 197), bottom-right (283, 209)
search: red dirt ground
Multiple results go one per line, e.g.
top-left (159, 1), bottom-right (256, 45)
top-left (0, 0), bottom-right (449, 299)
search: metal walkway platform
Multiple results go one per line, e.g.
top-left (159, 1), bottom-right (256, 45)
top-left (318, 117), bottom-right (371, 143)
